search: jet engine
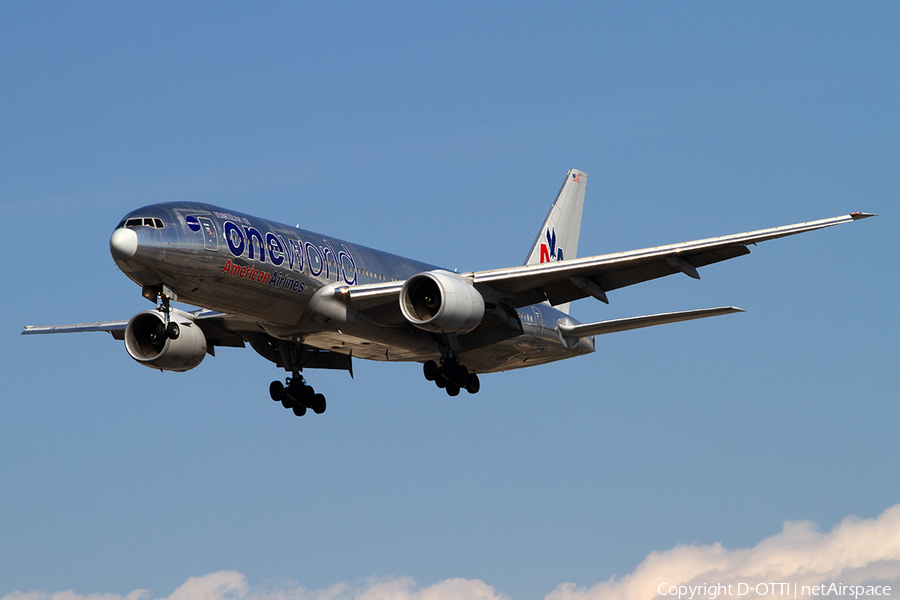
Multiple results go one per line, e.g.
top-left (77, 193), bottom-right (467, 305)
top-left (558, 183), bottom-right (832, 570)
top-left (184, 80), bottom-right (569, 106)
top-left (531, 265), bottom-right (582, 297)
top-left (124, 309), bottom-right (207, 372)
top-left (399, 270), bottom-right (485, 334)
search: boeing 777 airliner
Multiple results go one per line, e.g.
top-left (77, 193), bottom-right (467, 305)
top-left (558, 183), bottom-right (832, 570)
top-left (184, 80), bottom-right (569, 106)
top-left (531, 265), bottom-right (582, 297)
top-left (23, 170), bottom-right (874, 417)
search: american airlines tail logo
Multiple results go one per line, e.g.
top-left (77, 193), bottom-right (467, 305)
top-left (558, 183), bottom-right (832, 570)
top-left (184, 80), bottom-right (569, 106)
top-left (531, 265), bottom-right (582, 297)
top-left (540, 227), bottom-right (563, 263)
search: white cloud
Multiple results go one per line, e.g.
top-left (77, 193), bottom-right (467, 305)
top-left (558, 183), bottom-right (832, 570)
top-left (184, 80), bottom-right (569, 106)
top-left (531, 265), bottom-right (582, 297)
top-left (4, 505), bottom-right (900, 600)
top-left (0, 574), bottom-right (506, 600)
top-left (548, 504), bottom-right (900, 600)
top-left (0, 591), bottom-right (149, 600)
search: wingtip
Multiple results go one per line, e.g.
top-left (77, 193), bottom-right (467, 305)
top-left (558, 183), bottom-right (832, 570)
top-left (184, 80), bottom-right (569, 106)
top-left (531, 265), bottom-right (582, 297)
top-left (850, 212), bottom-right (877, 220)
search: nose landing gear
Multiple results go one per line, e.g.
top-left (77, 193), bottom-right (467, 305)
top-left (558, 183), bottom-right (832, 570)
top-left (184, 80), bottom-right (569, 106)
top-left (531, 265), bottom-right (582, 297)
top-left (423, 357), bottom-right (480, 396)
top-left (143, 284), bottom-right (180, 341)
top-left (269, 375), bottom-right (326, 417)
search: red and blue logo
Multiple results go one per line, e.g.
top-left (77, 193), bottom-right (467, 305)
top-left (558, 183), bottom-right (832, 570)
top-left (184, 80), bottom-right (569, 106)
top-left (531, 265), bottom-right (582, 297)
top-left (540, 228), bottom-right (563, 263)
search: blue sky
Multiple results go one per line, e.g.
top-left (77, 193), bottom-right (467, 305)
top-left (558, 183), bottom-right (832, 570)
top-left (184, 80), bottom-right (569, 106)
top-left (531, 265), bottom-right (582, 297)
top-left (1, 3), bottom-right (898, 599)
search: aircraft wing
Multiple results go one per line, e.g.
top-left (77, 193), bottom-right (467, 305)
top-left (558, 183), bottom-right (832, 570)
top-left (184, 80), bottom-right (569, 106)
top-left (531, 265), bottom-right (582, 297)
top-left (342, 212), bottom-right (873, 323)
top-left (471, 212), bottom-right (875, 308)
top-left (23, 320), bottom-right (129, 339)
top-left (22, 309), bottom-right (255, 348)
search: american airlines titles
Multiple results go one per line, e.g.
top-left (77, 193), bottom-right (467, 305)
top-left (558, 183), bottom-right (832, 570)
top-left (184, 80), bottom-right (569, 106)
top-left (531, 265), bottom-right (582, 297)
top-left (220, 220), bottom-right (358, 293)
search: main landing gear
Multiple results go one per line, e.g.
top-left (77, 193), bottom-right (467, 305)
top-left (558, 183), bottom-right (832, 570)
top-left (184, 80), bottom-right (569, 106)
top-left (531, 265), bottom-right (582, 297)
top-left (269, 375), bottom-right (326, 417)
top-left (423, 356), bottom-right (480, 396)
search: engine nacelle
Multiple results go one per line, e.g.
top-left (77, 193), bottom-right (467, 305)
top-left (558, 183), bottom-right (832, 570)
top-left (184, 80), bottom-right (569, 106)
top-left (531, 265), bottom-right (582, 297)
top-left (400, 270), bottom-right (485, 334)
top-left (124, 309), bottom-right (207, 372)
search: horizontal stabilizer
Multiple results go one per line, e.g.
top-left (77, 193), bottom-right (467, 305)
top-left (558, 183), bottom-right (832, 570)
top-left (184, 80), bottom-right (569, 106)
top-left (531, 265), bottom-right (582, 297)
top-left (558, 306), bottom-right (744, 338)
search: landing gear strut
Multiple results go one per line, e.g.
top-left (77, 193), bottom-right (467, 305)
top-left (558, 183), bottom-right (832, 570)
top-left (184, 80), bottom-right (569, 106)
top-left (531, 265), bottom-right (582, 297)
top-left (269, 373), bottom-right (326, 417)
top-left (145, 284), bottom-right (180, 341)
top-left (423, 356), bottom-right (480, 396)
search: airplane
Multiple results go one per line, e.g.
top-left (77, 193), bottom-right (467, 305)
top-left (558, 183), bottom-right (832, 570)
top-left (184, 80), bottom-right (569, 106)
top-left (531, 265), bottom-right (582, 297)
top-left (23, 169), bottom-right (874, 417)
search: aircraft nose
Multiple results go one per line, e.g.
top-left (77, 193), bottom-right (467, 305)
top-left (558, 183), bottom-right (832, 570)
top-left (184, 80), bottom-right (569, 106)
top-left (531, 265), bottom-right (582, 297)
top-left (110, 227), bottom-right (138, 261)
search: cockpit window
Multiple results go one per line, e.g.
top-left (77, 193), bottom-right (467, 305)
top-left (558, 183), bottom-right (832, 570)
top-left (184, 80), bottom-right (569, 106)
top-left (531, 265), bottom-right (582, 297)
top-left (124, 217), bottom-right (165, 229)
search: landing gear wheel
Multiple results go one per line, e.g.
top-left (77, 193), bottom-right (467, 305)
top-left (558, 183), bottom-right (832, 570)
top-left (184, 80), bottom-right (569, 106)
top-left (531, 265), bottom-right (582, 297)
top-left (151, 322), bottom-right (166, 345)
top-left (423, 354), bottom-right (481, 395)
top-left (269, 381), bottom-right (284, 401)
top-left (166, 321), bottom-right (180, 339)
top-left (291, 380), bottom-right (313, 403)
top-left (422, 353), bottom-right (481, 396)
top-left (299, 385), bottom-right (315, 406)
top-left (423, 360), bottom-right (438, 381)
top-left (268, 375), bottom-right (328, 417)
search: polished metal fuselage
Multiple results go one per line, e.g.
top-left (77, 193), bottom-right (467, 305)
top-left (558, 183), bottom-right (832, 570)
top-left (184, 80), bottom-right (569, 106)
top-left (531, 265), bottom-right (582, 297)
top-left (113, 202), bottom-right (594, 373)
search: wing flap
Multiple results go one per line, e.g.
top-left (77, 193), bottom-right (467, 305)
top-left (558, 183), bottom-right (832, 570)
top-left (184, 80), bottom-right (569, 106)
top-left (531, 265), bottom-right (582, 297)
top-left (189, 311), bottom-right (255, 347)
top-left (598, 244), bottom-right (752, 292)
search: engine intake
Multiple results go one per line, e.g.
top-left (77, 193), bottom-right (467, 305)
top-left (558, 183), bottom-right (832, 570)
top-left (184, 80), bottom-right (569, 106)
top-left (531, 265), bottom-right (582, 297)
top-left (400, 270), bottom-right (485, 334)
top-left (124, 309), bottom-right (207, 372)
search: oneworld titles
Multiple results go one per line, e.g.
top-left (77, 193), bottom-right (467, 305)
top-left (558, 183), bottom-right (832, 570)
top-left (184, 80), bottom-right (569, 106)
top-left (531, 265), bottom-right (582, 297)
top-left (658, 583), bottom-right (892, 600)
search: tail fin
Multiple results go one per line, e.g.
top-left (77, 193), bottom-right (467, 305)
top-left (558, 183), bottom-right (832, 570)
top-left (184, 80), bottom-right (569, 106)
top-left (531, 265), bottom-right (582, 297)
top-left (524, 169), bottom-right (587, 266)
top-left (524, 169), bottom-right (587, 312)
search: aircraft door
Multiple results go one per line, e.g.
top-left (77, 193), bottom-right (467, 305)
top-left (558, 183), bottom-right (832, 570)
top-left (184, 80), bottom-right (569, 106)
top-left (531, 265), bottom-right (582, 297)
top-left (531, 306), bottom-right (543, 340)
top-left (198, 217), bottom-right (218, 251)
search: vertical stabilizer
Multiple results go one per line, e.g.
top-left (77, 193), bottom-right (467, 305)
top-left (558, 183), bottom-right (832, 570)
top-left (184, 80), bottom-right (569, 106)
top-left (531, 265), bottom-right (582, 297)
top-left (524, 169), bottom-right (587, 313)
top-left (524, 169), bottom-right (587, 266)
